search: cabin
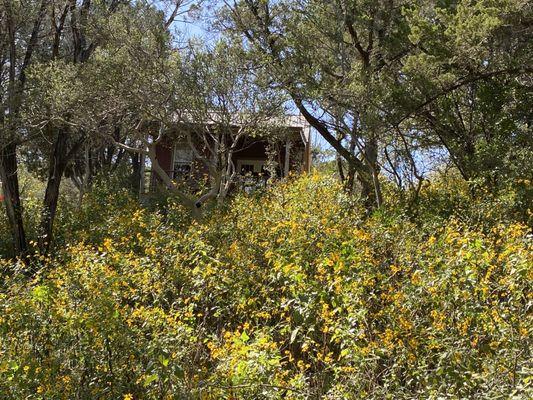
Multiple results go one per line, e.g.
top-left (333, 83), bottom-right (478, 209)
top-left (150, 115), bottom-right (312, 192)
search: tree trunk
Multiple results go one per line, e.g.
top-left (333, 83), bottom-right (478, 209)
top-left (359, 174), bottom-right (376, 210)
top-left (337, 155), bottom-right (346, 183)
top-left (130, 152), bottom-right (141, 194)
top-left (343, 159), bottom-right (376, 210)
top-left (0, 142), bottom-right (27, 257)
top-left (77, 142), bottom-right (90, 209)
top-left (363, 136), bottom-right (383, 208)
top-left (139, 152), bottom-right (146, 196)
top-left (293, 100), bottom-right (380, 210)
top-left (345, 165), bottom-right (355, 192)
top-left (38, 132), bottom-right (69, 253)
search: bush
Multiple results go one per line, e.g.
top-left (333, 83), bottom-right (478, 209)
top-left (0, 173), bottom-right (531, 399)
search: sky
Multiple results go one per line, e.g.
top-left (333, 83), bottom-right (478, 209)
top-left (152, 0), bottom-right (330, 153)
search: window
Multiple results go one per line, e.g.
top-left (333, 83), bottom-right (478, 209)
top-left (173, 145), bottom-right (193, 178)
top-left (237, 159), bottom-right (268, 193)
top-left (240, 164), bottom-right (255, 174)
top-left (236, 159), bottom-right (266, 175)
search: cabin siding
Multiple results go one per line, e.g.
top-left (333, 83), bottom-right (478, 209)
top-left (150, 122), bottom-right (311, 192)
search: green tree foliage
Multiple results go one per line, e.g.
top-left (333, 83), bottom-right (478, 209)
top-left (398, 0), bottom-right (532, 187)
top-left (220, 0), bottom-right (413, 206)
top-left (220, 0), bottom-right (532, 205)
top-left (1, 0), bottom-right (531, 256)
top-left (0, 3), bottom-right (531, 396)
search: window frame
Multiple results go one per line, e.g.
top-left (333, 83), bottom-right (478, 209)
top-left (173, 143), bottom-right (194, 179)
top-left (236, 159), bottom-right (266, 174)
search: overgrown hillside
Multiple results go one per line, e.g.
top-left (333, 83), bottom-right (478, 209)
top-left (1, 173), bottom-right (531, 399)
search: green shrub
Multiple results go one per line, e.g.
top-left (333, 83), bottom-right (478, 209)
top-left (0, 173), bottom-right (531, 399)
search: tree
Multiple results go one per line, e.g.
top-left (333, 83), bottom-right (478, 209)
top-left (219, 0), bottom-right (418, 208)
top-left (219, 0), bottom-right (532, 208)
top-left (66, 1), bottom-right (202, 210)
top-left (18, 0), bottom-right (129, 254)
top-left (178, 40), bottom-right (287, 206)
top-left (397, 0), bottom-right (532, 189)
top-left (0, 0), bottom-right (49, 257)
top-left (16, 1), bottom-right (202, 254)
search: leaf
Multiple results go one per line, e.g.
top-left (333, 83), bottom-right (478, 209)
top-left (175, 366), bottom-right (184, 379)
top-left (143, 374), bottom-right (158, 386)
top-left (290, 327), bottom-right (300, 344)
top-left (158, 355), bottom-right (169, 367)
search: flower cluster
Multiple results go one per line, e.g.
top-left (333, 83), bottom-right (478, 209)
top-left (0, 173), bottom-right (531, 399)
